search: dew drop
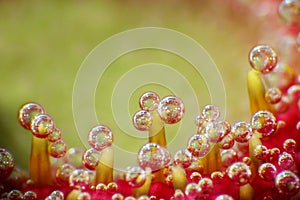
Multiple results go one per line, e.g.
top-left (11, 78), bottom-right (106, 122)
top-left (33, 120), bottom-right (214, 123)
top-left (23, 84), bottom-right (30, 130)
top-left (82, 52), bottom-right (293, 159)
top-left (0, 148), bottom-right (15, 179)
top-left (82, 148), bottom-right (100, 170)
top-left (7, 190), bottom-right (23, 200)
top-left (139, 91), bottom-right (160, 111)
top-left (157, 96), bottom-right (185, 124)
top-left (204, 122), bottom-right (223, 143)
top-left (112, 193), bottom-right (124, 200)
top-left (189, 172), bottom-right (202, 183)
top-left (249, 45), bottom-right (277, 74)
top-left (258, 163), bottom-right (277, 181)
top-left (265, 87), bottom-right (282, 104)
top-left (202, 104), bottom-right (220, 122)
top-left (221, 149), bottom-right (238, 167)
top-left (56, 163), bottom-right (75, 186)
top-left (195, 115), bottom-right (206, 127)
top-left (253, 145), bottom-right (269, 161)
top-left (210, 171), bottom-right (224, 184)
top-left (23, 191), bottom-right (37, 200)
top-left (267, 147), bottom-right (281, 163)
top-left (227, 162), bottom-right (251, 186)
top-left (69, 169), bottom-right (90, 190)
top-left (275, 170), bottom-right (300, 196)
top-left (198, 178), bottom-right (213, 198)
top-left (242, 157), bottom-right (252, 166)
top-left (219, 133), bottom-right (235, 149)
top-left (215, 194), bottom-right (234, 200)
top-left (48, 127), bottom-right (62, 142)
top-left (88, 125), bottom-right (113, 151)
top-left (49, 140), bottom-right (67, 158)
top-left (231, 121), bottom-right (253, 143)
top-left (283, 139), bottom-right (297, 155)
top-left (107, 182), bottom-right (118, 193)
top-left (65, 147), bottom-right (85, 168)
top-left (185, 183), bottom-right (201, 198)
top-left (250, 111), bottom-right (277, 137)
top-left (132, 110), bottom-right (153, 131)
top-left (174, 149), bottom-right (192, 168)
top-left (30, 114), bottom-right (54, 138)
top-left (18, 103), bottom-right (45, 130)
top-left (77, 192), bottom-right (91, 200)
top-left (125, 166), bottom-right (146, 187)
top-left (279, 0), bottom-right (300, 25)
top-left (187, 134), bottom-right (210, 158)
top-left (96, 183), bottom-right (107, 191)
top-left (287, 84), bottom-right (300, 101)
top-left (173, 189), bottom-right (185, 200)
top-left (278, 152), bottom-right (294, 170)
top-left (51, 190), bottom-right (64, 200)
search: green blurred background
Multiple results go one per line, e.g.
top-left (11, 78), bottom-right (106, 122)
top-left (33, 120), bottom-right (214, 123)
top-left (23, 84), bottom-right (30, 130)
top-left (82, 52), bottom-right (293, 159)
top-left (0, 0), bottom-right (259, 170)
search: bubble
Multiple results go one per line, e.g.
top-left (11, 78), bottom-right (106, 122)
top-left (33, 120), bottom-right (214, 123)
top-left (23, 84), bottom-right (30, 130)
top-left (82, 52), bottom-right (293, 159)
top-left (23, 191), bottom-right (37, 200)
top-left (267, 147), bottom-right (281, 163)
top-left (112, 193), bottom-right (124, 200)
top-left (173, 189), bottom-right (185, 200)
top-left (69, 169), bottom-right (90, 190)
top-left (124, 196), bottom-right (136, 200)
top-left (137, 196), bottom-right (149, 200)
top-left (88, 125), bottom-right (113, 151)
top-left (248, 45), bottom-right (278, 74)
top-left (18, 103), bottom-right (45, 130)
top-left (0, 148), bottom-right (15, 179)
top-left (107, 182), bottom-right (118, 193)
top-left (279, 0), bottom-right (300, 25)
top-left (278, 152), bottom-right (294, 170)
top-left (275, 170), bottom-right (300, 196)
top-left (250, 111), bottom-right (277, 137)
top-left (96, 183), bottom-right (107, 191)
top-left (210, 171), bottom-right (224, 184)
top-left (242, 157), bottom-right (252, 166)
top-left (258, 163), bottom-right (277, 181)
top-left (189, 172), bottom-right (202, 183)
top-left (48, 127), bottom-right (62, 142)
top-left (138, 143), bottom-right (169, 171)
top-left (287, 85), bottom-right (300, 101)
top-left (157, 96), bottom-right (185, 124)
top-left (30, 114), bottom-right (55, 138)
top-left (253, 145), bottom-right (269, 161)
top-left (139, 91), bottom-right (160, 111)
top-left (217, 120), bottom-right (231, 140)
top-left (215, 194), bottom-right (234, 200)
top-left (77, 192), bottom-right (91, 200)
top-left (49, 140), bottom-right (67, 158)
top-left (56, 163), bottom-right (76, 186)
top-left (185, 183), bottom-right (201, 198)
top-left (265, 88), bottom-right (282, 104)
top-left (82, 148), bottom-right (100, 170)
top-left (221, 149), bottom-right (238, 167)
top-left (219, 133), bottom-right (235, 149)
top-left (274, 96), bottom-right (290, 113)
top-left (283, 139), bottom-right (297, 155)
top-left (174, 149), bottom-right (192, 168)
top-left (7, 190), bottom-right (23, 200)
top-left (202, 104), bottom-right (219, 122)
top-left (297, 121), bottom-right (300, 132)
top-left (198, 178), bottom-right (213, 198)
top-left (132, 110), bottom-right (153, 131)
top-left (227, 162), bottom-right (252, 186)
top-left (187, 134), bottom-right (210, 158)
top-left (65, 147), bottom-right (85, 168)
top-left (204, 122), bottom-right (222, 143)
top-left (231, 121), bottom-right (253, 143)
top-left (195, 115), bottom-right (206, 127)
top-left (51, 190), bottom-right (64, 199)
top-left (125, 166), bottom-right (146, 187)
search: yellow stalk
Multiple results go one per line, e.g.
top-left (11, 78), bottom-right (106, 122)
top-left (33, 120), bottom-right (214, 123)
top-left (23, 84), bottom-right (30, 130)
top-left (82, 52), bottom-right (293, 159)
top-left (95, 147), bottom-right (114, 185)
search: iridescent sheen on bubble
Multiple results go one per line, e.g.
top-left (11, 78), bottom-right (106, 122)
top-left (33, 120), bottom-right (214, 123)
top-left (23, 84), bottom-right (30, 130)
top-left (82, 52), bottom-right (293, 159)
top-left (227, 162), bottom-right (251, 186)
top-left (139, 91), bottom-right (160, 111)
top-left (88, 125), bottom-right (113, 151)
top-left (275, 170), bottom-right (300, 196)
top-left (265, 87), bottom-right (282, 104)
top-left (48, 127), bottom-right (62, 142)
top-left (82, 148), bottom-right (100, 170)
top-left (201, 104), bottom-right (220, 122)
top-left (258, 163), bottom-right (277, 181)
top-left (30, 114), bottom-right (54, 138)
top-left (187, 134), bottom-right (210, 157)
top-left (49, 140), bottom-right (67, 158)
top-left (249, 45), bottom-right (277, 74)
top-left (132, 110), bottom-right (153, 131)
top-left (18, 103), bottom-right (45, 130)
top-left (157, 96), bottom-right (185, 124)
top-left (251, 110), bottom-right (277, 137)
top-left (231, 121), bottom-right (253, 143)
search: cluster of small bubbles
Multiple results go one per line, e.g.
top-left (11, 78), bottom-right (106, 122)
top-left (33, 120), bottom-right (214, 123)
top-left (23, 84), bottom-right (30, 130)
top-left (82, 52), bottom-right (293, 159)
top-left (65, 148), bottom-right (85, 168)
top-left (138, 143), bottom-right (169, 171)
top-left (82, 148), bottom-right (100, 170)
top-left (187, 134), bottom-right (210, 158)
top-left (69, 169), bottom-right (90, 190)
top-left (124, 166), bottom-right (146, 187)
top-left (279, 0), bottom-right (300, 25)
top-left (18, 103), bottom-right (45, 130)
top-left (173, 149), bottom-right (192, 168)
top-left (30, 114), bottom-right (55, 138)
top-left (265, 87), bottom-right (282, 104)
top-left (283, 139), bottom-right (297, 155)
top-left (198, 178), bottom-right (213, 198)
top-left (254, 145), bottom-right (269, 160)
top-left (242, 157), bottom-right (252, 166)
top-left (258, 163), bottom-right (277, 181)
top-left (88, 125), bottom-right (113, 151)
top-left (7, 190), bottom-right (23, 200)
top-left (278, 152), bottom-right (294, 169)
top-left (185, 183), bottom-right (201, 198)
top-left (202, 104), bottom-right (220, 122)
top-left (48, 127), bottom-right (62, 142)
top-left (77, 192), bottom-right (91, 200)
top-left (49, 140), bottom-right (67, 158)
top-left (112, 193), bottom-right (124, 200)
top-left (189, 171), bottom-right (202, 183)
top-left (56, 163), bottom-right (76, 186)
top-left (157, 96), bottom-right (185, 124)
top-left (211, 171), bottom-right (224, 184)
top-left (107, 182), bottom-right (118, 193)
top-left (23, 191), bottom-right (37, 200)
top-left (248, 45), bottom-right (278, 74)
top-left (51, 190), bottom-right (64, 199)
top-left (132, 110), bottom-right (153, 131)
top-left (96, 183), bottom-right (107, 191)
top-left (221, 149), bottom-right (238, 167)
top-left (215, 194), bottom-right (234, 200)
top-left (219, 133), bottom-right (235, 149)
top-left (0, 148), bottom-right (15, 179)
top-left (251, 110), bottom-right (277, 137)
top-left (227, 162), bottom-right (252, 186)
top-left (267, 147), bottom-right (281, 163)
top-left (139, 91), bottom-right (160, 111)
top-left (231, 121), bottom-right (253, 143)
top-left (275, 170), bottom-right (300, 196)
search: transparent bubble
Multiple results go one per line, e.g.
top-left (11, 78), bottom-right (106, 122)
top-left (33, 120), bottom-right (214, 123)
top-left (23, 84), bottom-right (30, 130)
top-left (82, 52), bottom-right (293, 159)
top-left (287, 85), bottom-right (300, 101)
top-left (279, 0), bottom-right (300, 25)
top-left (174, 149), bottom-right (192, 168)
top-left (49, 140), bottom-right (67, 158)
top-left (23, 191), bottom-right (37, 200)
top-left (88, 125), bottom-right (113, 151)
top-left (48, 127), bottom-right (62, 142)
top-left (96, 183), bottom-right (107, 191)
top-left (242, 157), bottom-right (252, 166)
top-left (18, 103), bottom-right (45, 130)
top-left (274, 96), bottom-right (290, 113)
top-left (251, 111), bottom-right (277, 137)
top-left (195, 115), bottom-right (206, 127)
top-left (0, 148), bottom-right (15, 179)
top-left (283, 139), bottom-right (297, 155)
top-left (7, 190), bottom-right (23, 200)
top-left (221, 149), bottom-right (238, 167)
top-left (112, 193), bottom-right (124, 200)
top-left (231, 121), bottom-right (253, 143)
top-left (258, 163), bottom-right (277, 181)
top-left (254, 145), bottom-right (269, 161)
top-left (30, 114), bottom-right (54, 138)
top-left (265, 88), bottom-right (282, 104)
top-left (201, 104), bottom-right (219, 122)
top-left (82, 148), bottom-right (100, 170)
top-left (69, 169), bottom-right (90, 190)
top-left (56, 163), bottom-right (76, 186)
top-left (219, 133), bottom-right (235, 149)
top-left (139, 91), bottom-right (160, 111)
top-left (275, 170), bottom-right (300, 196)
top-left (278, 152), bottom-right (294, 170)
top-left (215, 194), bottom-right (234, 200)
top-left (267, 147), bottom-right (281, 163)
top-left (65, 147), bottom-right (85, 168)
top-left (173, 189), bottom-right (185, 200)
top-left (138, 143), bottom-right (169, 171)
top-left (227, 162), bottom-right (252, 186)
top-left (132, 110), bottom-right (153, 131)
top-left (124, 197), bottom-right (136, 200)
top-left (125, 166), bottom-right (146, 187)
top-left (249, 45), bottom-right (277, 74)
top-left (210, 171), bottom-right (224, 184)
top-left (216, 120), bottom-right (231, 141)
top-left (107, 182), bottom-right (118, 193)
top-left (51, 190), bottom-right (64, 200)
top-left (185, 183), bottom-right (201, 199)
top-left (204, 122), bottom-right (221, 143)
top-left (198, 178), bottom-right (213, 198)
top-left (157, 96), bottom-right (185, 124)
top-left (77, 192), bottom-right (91, 200)
top-left (187, 134), bottom-right (210, 158)
top-left (189, 172), bottom-right (202, 183)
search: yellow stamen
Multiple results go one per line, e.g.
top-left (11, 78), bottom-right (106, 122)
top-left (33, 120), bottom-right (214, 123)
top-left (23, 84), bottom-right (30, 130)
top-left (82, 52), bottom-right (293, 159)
top-left (134, 168), bottom-right (152, 197)
top-left (172, 166), bottom-right (188, 191)
top-left (95, 147), bottom-right (114, 185)
top-left (199, 145), bottom-right (222, 174)
top-left (66, 190), bottom-right (81, 200)
top-left (148, 111), bottom-right (166, 147)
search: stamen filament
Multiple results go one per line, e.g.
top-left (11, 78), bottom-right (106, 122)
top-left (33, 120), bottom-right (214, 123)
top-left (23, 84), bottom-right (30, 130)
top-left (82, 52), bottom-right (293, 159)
top-left (95, 147), bottom-right (114, 185)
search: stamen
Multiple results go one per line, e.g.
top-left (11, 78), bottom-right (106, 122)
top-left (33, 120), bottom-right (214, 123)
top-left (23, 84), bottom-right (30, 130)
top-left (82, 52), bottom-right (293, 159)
top-left (199, 145), bottom-right (222, 174)
top-left (171, 166), bottom-right (187, 191)
top-left (94, 147), bottom-right (114, 185)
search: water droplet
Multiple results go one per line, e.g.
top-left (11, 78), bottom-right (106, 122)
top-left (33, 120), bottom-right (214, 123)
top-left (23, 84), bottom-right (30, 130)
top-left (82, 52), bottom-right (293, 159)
top-left (258, 163), bottom-right (277, 181)
top-left (221, 149), bottom-right (238, 167)
top-left (83, 148), bottom-right (100, 170)
top-left (112, 193), bottom-right (124, 200)
top-left (251, 111), bottom-right (277, 137)
top-left (231, 121), bottom-right (253, 143)
top-left (139, 91), bottom-right (160, 111)
top-left (30, 114), bottom-right (54, 138)
top-left (157, 96), bottom-right (185, 124)
top-left (242, 157), bottom-right (252, 166)
top-left (195, 115), bottom-right (206, 127)
top-left (278, 152), bottom-right (294, 170)
top-left (124, 196), bottom-right (136, 200)
top-left (132, 110), bottom-right (152, 131)
top-left (249, 45), bottom-right (277, 73)
top-left (227, 162), bottom-right (252, 186)
top-left (0, 148), bottom-right (14, 179)
top-left (77, 192), bottom-right (91, 200)
top-left (65, 147), bottom-right (85, 168)
top-left (88, 125), bottom-right (113, 151)
top-left (189, 172), bottom-right (202, 183)
top-left (287, 85), bottom-right (300, 101)
top-left (49, 140), bottom-right (67, 158)
top-left (173, 189), bottom-right (185, 200)
top-left (48, 127), bottom-right (62, 142)
top-left (51, 190), bottom-right (64, 200)
top-left (198, 178), bottom-right (213, 198)
top-left (7, 190), bottom-right (23, 200)
top-left (210, 171), bottom-right (224, 184)
top-left (125, 166), bottom-right (146, 187)
top-left (138, 196), bottom-right (149, 200)
top-left (267, 147), bottom-right (281, 163)
top-left (174, 149), bottom-right (192, 168)
top-left (219, 133), bottom-right (235, 149)
top-left (274, 96), bottom-right (290, 113)
top-left (265, 87), bottom-right (282, 104)
top-left (96, 183), bottom-right (107, 191)
top-left (18, 103), bottom-right (44, 130)
top-left (107, 182), bottom-right (118, 193)
top-left (56, 163), bottom-right (75, 186)
top-left (275, 170), bottom-right (300, 196)
top-left (202, 104), bottom-right (219, 122)
top-left (279, 0), bottom-right (300, 25)
top-left (187, 134), bottom-right (210, 157)
top-left (283, 139), bottom-right (297, 155)
top-left (215, 194), bottom-right (234, 200)
top-left (69, 169), bottom-right (90, 190)
top-left (204, 122), bottom-right (223, 143)
top-left (23, 191), bottom-right (37, 200)
top-left (253, 145), bottom-right (269, 161)
top-left (185, 183), bottom-right (201, 198)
